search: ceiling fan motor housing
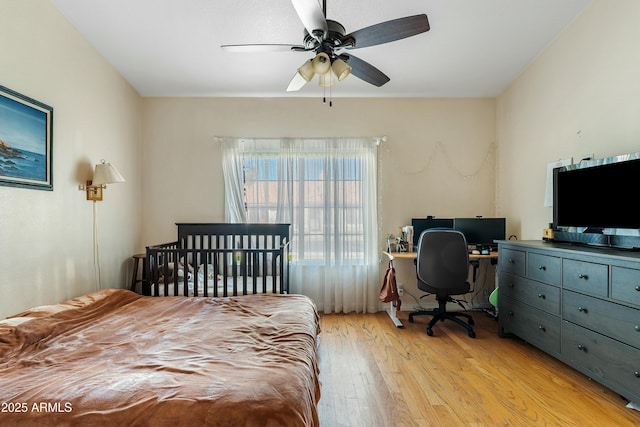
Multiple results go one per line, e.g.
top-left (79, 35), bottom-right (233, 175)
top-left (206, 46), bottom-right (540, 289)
top-left (304, 19), bottom-right (351, 59)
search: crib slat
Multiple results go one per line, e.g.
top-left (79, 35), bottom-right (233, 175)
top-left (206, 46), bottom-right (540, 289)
top-left (146, 224), bottom-right (290, 297)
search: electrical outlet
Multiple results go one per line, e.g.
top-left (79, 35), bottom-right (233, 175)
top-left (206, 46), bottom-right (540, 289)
top-left (397, 283), bottom-right (404, 296)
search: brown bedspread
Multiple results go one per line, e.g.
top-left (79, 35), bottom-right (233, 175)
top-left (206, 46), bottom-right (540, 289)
top-left (0, 289), bottom-right (320, 426)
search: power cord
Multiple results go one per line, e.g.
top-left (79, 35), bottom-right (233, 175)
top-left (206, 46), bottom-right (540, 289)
top-left (93, 200), bottom-right (102, 291)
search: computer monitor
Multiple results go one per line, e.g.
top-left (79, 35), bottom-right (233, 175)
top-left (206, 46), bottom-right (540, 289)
top-left (411, 217), bottom-right (454, 248)
top-left (453, 218), bottom-right (506, 250)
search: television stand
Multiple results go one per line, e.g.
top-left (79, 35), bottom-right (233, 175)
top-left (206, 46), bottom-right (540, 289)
top-left (498, 240), bottom-right (640, 405)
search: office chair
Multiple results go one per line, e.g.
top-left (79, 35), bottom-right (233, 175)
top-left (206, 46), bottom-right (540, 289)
top-left (408, 229), bottom-right (476, 338)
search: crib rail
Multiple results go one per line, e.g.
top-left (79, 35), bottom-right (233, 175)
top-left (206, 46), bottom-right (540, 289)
top-left (145, 224), bottom-right (290, 297)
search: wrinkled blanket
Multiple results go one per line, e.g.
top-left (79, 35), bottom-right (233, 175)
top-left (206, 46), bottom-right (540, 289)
top-left (0, 289), bottom-right (320, 426)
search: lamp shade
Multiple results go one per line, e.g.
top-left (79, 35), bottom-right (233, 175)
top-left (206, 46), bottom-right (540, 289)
top-left (332, 58), bottom-right (352, 82)
top-left (92, 160), bottom-right (125, 186)
top-left (318, 73), bottom-right (335, 87)
top-left (297, 59), bottom-right (315, 82)
top-left (311, 52), bottom-right (331, 75)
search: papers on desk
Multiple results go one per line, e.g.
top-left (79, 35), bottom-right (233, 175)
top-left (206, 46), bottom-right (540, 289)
top-left (402, 226), bottom-right (414, 251)
top-left (385, 225), bottom-right (414, 253)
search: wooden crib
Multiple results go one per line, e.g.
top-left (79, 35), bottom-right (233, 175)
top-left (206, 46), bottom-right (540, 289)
top-left (145, 223), bottom-right (290, 297)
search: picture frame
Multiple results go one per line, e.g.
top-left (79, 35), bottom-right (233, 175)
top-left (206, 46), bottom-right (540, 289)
top-left (0, 84), bottom-right (53, 191)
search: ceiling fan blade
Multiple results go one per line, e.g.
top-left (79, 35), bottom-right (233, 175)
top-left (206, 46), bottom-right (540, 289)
top-left (343, 14), bottom-right (430, 49)
top-left (221, 44), bottom-right (306, 53)
top-left (342, 54), bottom-right (390, 87)
top-left (291, 0), bottom-right (328, 40)
top-left (286, 72), bottom-right (308, 92)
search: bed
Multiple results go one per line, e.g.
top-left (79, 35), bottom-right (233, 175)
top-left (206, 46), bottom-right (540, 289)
top-left (0, 289), bottom-right (320, 426)
top-left (145, 223), bottom-right (290, 297)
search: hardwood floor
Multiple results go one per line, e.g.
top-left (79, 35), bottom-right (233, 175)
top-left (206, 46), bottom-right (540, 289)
top-left (316, 310), bottom-right (640, 427)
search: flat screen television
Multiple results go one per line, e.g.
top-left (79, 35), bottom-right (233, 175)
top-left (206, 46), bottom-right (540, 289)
top-left (553, 152), bottom-right (640, 231)
top-left (453, 218), bottom-right (506, 250)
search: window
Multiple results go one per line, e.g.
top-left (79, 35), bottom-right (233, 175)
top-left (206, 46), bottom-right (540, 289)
top-left (222, 137), bottom-right (380, 313)
top-left (244, 155), bottom-right (366, 261)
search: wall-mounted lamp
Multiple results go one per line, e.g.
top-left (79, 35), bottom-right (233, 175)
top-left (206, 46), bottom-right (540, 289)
top-left (85, 159), bottom-right (125, 201)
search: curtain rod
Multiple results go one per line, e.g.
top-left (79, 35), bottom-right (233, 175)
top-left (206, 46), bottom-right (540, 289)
top-left (214, 136), bottom-right (388, 145)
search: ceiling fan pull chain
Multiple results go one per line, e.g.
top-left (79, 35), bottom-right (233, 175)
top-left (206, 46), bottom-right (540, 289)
top-left (329, 79), bottom-right (333, 107)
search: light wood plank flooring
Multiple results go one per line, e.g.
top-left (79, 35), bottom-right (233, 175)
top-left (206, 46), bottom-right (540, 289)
top-left (317, 311), bottom-right (640, 427)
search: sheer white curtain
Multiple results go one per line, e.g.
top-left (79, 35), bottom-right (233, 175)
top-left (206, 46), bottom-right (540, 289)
top-left (221, 140), bottom-right (247, 223)
top-left (221, 137), bottom-right (380, 313)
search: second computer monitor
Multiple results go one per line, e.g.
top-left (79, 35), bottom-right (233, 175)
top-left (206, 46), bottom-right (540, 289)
top-left (453, 217), bottom-right (506, 250)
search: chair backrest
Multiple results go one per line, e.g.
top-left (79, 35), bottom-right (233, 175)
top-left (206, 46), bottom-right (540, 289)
top-left (416, 229), bottom-right (470, 296)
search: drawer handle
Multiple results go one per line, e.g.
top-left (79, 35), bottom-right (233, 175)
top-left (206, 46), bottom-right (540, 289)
top-left (508, 282), bottom-right (514, 288)
top-left (538, 265), bottom-right (546, 271)
top-left (577, 306), bottom-right (588, 313)
top-left (635, 371), bottom-right (640, 378)
top-left (577, 344), bottom-right (587, 352)
top-left (538, 325), bottom-right (546, 332)
top-left (635, 325), bottom-right (640, 332)
top-left (537, 293), bottom-right (546, 299)
top-left (578, 274), bottom-right (589, 280)
top-left (508, 258), bottom-right (515, 264)
top-left (508, 311), bottom-right (514, 316)
top-left (635, 285), bottom-right (640, 292)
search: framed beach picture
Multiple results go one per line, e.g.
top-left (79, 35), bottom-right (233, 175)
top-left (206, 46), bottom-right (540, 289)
top-left (0, 85), bottom-right (53, 190)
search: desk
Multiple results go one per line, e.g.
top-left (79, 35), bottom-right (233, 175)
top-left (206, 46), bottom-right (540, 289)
top-left (383, 251), bottom-right (499, 261)
top-left (382, 250), bottom-right (499, 327)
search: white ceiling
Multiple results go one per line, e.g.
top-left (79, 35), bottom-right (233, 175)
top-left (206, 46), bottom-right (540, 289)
top-left (51, 0), bottom-right (592, 98)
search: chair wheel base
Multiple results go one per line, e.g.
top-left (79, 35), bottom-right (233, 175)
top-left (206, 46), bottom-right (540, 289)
top-left (408, 306), bottom-right (476, 338)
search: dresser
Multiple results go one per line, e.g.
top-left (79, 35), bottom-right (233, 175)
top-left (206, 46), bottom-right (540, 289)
top-left (498, 240), bottom-right (640, 404)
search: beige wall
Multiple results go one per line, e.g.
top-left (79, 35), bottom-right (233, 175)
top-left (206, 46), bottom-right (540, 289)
top-left (141, 97), bottom-right (496, 299)
top-left (0, 1), bottom-right (142, 318)
top-left (497, 0), bottom-right (640, 239)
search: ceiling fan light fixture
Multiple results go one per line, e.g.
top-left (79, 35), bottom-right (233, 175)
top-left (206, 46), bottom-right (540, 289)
top-left (318, 73), bottom-right (335, 87)
top-left (297, 59), bottom-right (315, 82)
top-left (331, 58), bottom-right (352, 82)
top-left (311, 52), bottom-right (331, 75)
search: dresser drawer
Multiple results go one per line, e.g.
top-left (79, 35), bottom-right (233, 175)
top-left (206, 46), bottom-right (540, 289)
top-left (562, 259), bottom-right (608, 297)
top-left (562, 290), bottom-right (640, 349)
top-left (500, 273), bottom-right (560, 315)
top-left (499, 248), bottom-right (525, 276)
top-left (527, 253), bottom-right (561, 285)
top-left (611, 266), bottom-right (640, 307)
top-left (562, 321), bottom-right (640, 404)
top-left (500, 296), bottom-right (560, 355)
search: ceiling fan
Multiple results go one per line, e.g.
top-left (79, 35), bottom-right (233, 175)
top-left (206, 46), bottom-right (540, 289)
top-left (221, 0), bottom-right (430, 92)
